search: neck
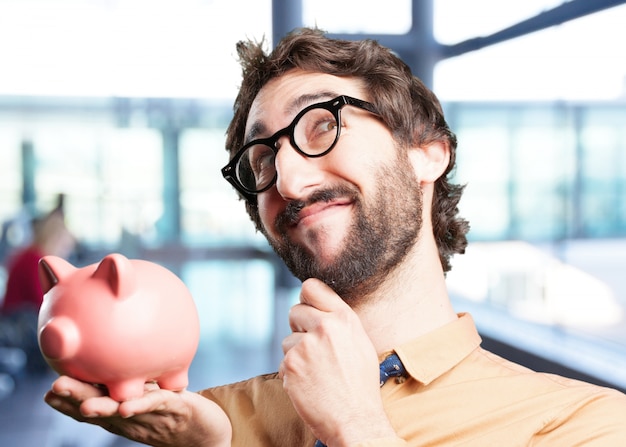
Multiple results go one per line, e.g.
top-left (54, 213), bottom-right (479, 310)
top-left (352, 231), bottom-right (458, 356)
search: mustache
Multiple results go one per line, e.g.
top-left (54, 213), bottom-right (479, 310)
top-left (275, 186), bottom-right (358, 230)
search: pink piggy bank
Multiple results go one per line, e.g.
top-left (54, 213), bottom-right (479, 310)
top-left (37, 253), bottom-right (200, 402)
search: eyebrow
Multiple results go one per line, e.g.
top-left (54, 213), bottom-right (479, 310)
top-left (244, 121), bottom-right (267, 145)
top-left (244, 90), bottom-right (339, 144)
top-left (285, 91), bottom-right (337, 115)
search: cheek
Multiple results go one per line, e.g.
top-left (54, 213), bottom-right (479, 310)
top-left (256, 191), bottom-right (281, 234)
top-left (330, 133), bottom-right (396, 183)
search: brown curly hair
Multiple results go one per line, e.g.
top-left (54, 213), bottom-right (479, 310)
top-left (225, 27), bottom-right (469, 272)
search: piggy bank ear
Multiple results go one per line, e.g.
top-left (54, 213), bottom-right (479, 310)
top-left (39, 256), bottom-right (76, 294)
top-left (92, 253), bottom-right (137, 299)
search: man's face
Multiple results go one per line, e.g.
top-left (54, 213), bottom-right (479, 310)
top-left (245, 70), bottom-right (423, 302)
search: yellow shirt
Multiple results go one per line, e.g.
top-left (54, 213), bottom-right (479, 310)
top-left (200, 313), bottom-right (626, 446)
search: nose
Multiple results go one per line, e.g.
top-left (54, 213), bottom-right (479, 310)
top-left (273, 135), bottom-right (324, 201)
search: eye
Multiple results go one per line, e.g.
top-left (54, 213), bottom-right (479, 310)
top-left (296, 108), bottom-right (339, 153)
top-left (247, 145), bottom-right (275, 187)
top-left (315, 119), bottom-right (338, 134)
top-left (254, 151), bottom-right (274, 173)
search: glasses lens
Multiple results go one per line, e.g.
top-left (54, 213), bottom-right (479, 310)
top-left (237, 143), bottom-right (276, 192)
top-left (294, 107), bottom-right (339, 156)
top-left (233, 106), bottom-right (339, 194)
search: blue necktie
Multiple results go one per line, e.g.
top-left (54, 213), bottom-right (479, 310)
top-left (314, 353), bottom-right (406, 447)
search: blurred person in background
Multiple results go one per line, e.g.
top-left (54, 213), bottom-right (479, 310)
top-left (1, 194), bottom-right (75, 373)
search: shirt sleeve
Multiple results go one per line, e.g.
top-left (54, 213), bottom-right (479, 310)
top-left (199, 373), bottom-right (316, 447)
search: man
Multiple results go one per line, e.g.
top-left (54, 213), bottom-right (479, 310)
top-left (45, 28), bottom-right (626, 446)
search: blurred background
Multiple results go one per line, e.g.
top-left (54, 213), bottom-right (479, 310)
top-left (1, 0), bottom-right (625, 445)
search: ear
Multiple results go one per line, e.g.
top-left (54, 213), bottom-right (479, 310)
top-left (407, 140), bottom-right (450, 185)
top-left (38, 256), bottom-right (76, 294)
top-left (92, 253), bottom-right (137, 299)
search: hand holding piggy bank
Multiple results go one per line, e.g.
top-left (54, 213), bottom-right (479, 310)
top-left (37, 253), bottom-right (200, 402)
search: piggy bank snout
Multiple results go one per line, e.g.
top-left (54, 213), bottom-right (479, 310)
top-left (39, 316), bottom-right (81, 360)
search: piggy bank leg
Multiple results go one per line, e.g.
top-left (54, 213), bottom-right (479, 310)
top-left (156, 369), bottom-right (189, 392)
top-left (106, 378), bottom-right (148, 402)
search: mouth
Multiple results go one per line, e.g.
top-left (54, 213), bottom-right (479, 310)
top-left (295, 198), bottom-right (353, 227)
top-left (275, 187), bottom-right (357, 232)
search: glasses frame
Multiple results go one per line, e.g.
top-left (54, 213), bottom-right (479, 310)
top-left (221, 95), bottom-right (379, 201)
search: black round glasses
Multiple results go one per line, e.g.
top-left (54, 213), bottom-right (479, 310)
top-left (221, 95), bottom-right (379, 201)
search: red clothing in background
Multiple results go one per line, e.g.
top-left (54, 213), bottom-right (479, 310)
top-left (1, 245), bottom-right (45, 315)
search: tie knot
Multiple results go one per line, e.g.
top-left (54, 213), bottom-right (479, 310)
top-left (379, 353), bottom-right (406, 386)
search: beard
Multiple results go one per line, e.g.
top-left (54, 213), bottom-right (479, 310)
top-left (264, 151), bottom-right (423, 304)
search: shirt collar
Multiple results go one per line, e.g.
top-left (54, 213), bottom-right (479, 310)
top-left (392, 313), bottom-right (482, 385)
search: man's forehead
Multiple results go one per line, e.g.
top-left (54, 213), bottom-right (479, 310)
top-left (244, 72), bottom-right (366, 141)
top-left (244, 91), bottom-right (337, 142)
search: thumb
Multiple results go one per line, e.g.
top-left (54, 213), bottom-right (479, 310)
top-left (300, 278), bottom-right (351, 312)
